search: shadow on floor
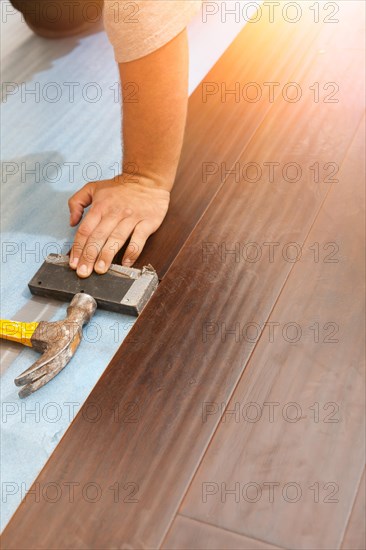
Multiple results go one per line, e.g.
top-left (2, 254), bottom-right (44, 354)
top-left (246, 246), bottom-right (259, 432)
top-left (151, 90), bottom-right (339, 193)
top-left (1, 19), bottom-right (105, 101)
top-left (1, 151), bottom-right (84, 241)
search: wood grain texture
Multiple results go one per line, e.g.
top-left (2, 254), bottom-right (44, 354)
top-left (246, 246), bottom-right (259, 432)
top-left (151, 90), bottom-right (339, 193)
top-left (179, 118), bottom-right (365, 550)
top-left (116, 6), bottom-right (325, 278)
top-left (162, 515), bottom-right (281, 550)
top-left (2, 3), bottom-right (364, 550)
top-left (341, 469), bottom-right (366, 550)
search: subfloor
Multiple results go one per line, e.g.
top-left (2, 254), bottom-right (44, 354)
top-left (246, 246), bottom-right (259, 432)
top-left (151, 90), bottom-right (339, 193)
top-left (1, 1), bottom-right (365, 549)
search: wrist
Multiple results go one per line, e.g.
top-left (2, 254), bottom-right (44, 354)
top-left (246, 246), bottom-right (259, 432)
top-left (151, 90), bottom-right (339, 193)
top-left (113, 174), bottom-right (171, 197)
top-left (121, 165), bottom-right (174, 192)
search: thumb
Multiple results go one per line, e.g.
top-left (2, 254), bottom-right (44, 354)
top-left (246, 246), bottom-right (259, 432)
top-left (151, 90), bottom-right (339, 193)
top-left (68, 184), bottom-right (93, 226)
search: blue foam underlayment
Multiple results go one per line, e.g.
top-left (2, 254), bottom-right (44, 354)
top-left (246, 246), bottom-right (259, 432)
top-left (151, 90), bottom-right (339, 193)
top-left (0, 0), bottom-right (251, 530)
top-left (1, 27), bottom-right (134, 530)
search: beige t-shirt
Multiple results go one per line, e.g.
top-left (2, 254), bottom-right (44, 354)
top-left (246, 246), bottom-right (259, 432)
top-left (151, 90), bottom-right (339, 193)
top-left (104, 0), bottom-right (201, 62)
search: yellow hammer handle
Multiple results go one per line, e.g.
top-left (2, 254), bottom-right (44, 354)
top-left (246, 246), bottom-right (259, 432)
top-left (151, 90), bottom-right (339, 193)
top-left (0, 320), bottom-right (39, 347)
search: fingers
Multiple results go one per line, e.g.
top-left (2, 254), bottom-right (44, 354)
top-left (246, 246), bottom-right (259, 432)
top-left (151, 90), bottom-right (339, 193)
top-left (76, 214), bottom-right (131, 278)
top-left (69, 208), bottom-right (102, 272)
top-left (122, 221), bottom-right (151, 267)
top-left (71, 214), bottom-right (153, 278)
top-left (94, 220), bottom-right (152, 274)
top-left (68, 184), bottom-right (93, 226)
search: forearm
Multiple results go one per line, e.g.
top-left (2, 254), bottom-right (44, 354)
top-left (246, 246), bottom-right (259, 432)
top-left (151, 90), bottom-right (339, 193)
top-left (119, 29), bottom-right (189, 191)
top-left (69, 28), bottom-right (190, 276)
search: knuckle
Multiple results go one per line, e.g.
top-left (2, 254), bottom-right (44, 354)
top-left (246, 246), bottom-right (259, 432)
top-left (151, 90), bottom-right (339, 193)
top-left (133, 230), bottom-right (148, 240)
top-left (90, 229), bottom-right (106, 241)
top-left (72, 242), bottom-right (83, 256)
top-left (100, 245), bottom-right (117, 260)
top-left (126, 242), bottom-right (141, 257)
top-left (77, 224), bottom-right (92, 238)
top-left (106, 243), bottom-right (120, 259)
top-left (107, 204), bottom-right (123, 217)
top-left (110, 230), bottom-right (127, 243)
top-left (83, 242), bottom-right (101, 261)
top-left (90, 206), bottom-right (102, 218)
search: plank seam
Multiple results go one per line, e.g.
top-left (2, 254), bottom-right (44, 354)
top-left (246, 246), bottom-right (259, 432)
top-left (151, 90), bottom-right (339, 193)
top-left (158, 87), bottom-right (366, 550)
top-left (166, 513), bottom-right (285, 549)
top-left (339, 467), bottom-right (366, 549)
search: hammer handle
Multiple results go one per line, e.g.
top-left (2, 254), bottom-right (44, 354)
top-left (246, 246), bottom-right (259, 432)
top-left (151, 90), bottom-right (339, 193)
top-left (0, 320), bottom-right (39, 347)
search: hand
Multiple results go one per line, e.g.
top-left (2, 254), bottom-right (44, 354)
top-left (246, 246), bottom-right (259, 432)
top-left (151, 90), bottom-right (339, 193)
top-left (68, 175), bottom-right (170, 278)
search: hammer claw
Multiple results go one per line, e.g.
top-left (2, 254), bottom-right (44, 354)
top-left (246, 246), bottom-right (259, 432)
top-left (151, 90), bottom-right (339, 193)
top-left (14, 331), bottom-right (81, 387)
top-left (12, 293), bottom-right (97, 397)
top-left (18, 354), bottom-right (76, 398)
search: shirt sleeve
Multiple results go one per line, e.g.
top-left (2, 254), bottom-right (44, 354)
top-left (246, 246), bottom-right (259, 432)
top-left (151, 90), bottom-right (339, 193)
top-left (104, 0), bottom-right (201, 62)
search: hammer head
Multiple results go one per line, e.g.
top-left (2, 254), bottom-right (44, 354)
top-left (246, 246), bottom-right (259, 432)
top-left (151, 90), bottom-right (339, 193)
top-left (14, 293), bottom-right (97, 398)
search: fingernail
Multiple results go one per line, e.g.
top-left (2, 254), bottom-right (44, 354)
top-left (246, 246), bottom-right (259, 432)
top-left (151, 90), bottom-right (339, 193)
top-left (97, 260), bottom-right (106, 272)
top-left (78, 265), bottom-right (88, 276)
top-left (70, 257), bottom-right (79, 268)
top-left (122, 259), bottom-right (133, 267)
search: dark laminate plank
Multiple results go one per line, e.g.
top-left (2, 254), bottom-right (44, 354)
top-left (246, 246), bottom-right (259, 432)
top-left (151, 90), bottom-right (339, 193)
top-left (161, 515), bottom-right (281, 550)
top-left (341, 469), bottom-right (366, 550)
top-left (179, 119), bottom-right (365, 550)
top-left (117, 5), bottom-right (326, 278)
top-left (2, 4), bottom-right (364, 549)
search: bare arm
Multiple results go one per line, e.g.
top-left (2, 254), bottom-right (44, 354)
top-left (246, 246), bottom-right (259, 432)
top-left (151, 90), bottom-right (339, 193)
top-left (120, 28), bottom-right (189, 190)
top-left (68, 30), bottom-right (189, 277)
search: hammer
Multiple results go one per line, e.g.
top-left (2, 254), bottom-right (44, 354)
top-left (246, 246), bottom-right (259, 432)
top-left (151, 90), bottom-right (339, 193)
top-left (0, 293), bottom-right (97, 398)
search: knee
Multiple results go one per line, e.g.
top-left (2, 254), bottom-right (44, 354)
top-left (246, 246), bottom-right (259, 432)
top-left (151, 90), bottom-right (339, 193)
top-left (9, 0), bottom-right (104, 39)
